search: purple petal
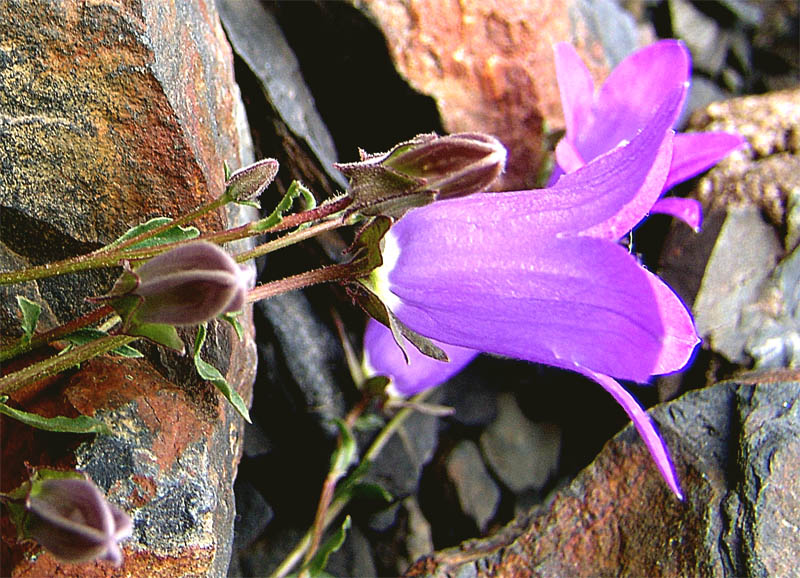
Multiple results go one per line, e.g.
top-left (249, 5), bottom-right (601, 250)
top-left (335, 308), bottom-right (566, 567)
top-left (575, 367), bottom-right (683, 499)
top-left (643, 269), bottom-right (700, 374)
top-left (363, 319), bottom-right (479, 396)
top-left (651, 197), bottom-right (704, 230)
top-left (554, 137), bottom-right (585, 173)
top-left (387, 230), bottom-right (669, 382)
top-left (578, 40), bottom-right (690, 162)
top-left (405, 87), bottom-right (679, 241)
top-left (665, 132), bottom-right (747, 190)
top-left (554, 42), bottom-right (595, 138)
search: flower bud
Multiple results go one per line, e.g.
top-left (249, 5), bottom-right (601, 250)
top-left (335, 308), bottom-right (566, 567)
top-left (25, 477), bottom-right (133, 565)
top-left (335, 132), bottom-right (506, 217)
top-left (121, 241), bottom-right (254, 326)
top-left (224, 158), bottom-right (279, 202)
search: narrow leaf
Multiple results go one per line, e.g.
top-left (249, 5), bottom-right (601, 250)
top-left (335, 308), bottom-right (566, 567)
top-left (307, 516), bottom-right (352, 576)
top-left (330, 419), bottom-right (358, 477)
top-left (193, 325), bottom-right (252, 423)
top-left (64, 328), bottom-right (143, 358)
top-left (254, 180), bottom-right (318, 231)
top-left (107, 217), bottom-right (200, 251)
top-left (0, 396), bottom-right (111, 434)
top-left (128, 322), bottom-right (185, 353)
top-left (16, 296), bottom-right (41, 344)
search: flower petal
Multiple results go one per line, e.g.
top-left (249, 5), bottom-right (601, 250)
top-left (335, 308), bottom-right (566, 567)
top-left (401, 87), bottom-right (680, 241)
top-left (579, 40), bottom-right (690, 161)
top-left (575, 367), bottom-right (683, 499)
top-left (363, 319), bottom-right (479, 396)
top-left (387, 230), bottom-right (669, 382)
top-left (643, 269), bottom-right (700, 374)
top-left (651, 197), bottom-right (704, 231)
top-left (554, 42), bottom-right (595, 138)
top-left (664, 131), bottom-right (747, 191)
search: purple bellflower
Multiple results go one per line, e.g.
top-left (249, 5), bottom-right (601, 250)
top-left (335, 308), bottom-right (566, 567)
top-left (363, 88), bottom-right (698, 498)
top-left (25, 477), bottom-right (133, 565)
top-left (550, 39), bottom-right (746, 231)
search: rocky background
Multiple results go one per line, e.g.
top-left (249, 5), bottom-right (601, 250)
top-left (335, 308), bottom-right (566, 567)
top-left (1, 0), bottom-right (798, 577)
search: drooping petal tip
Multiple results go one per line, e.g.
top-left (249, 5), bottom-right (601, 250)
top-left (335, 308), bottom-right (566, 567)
top-left (579, 368), bottom-right (684, 500)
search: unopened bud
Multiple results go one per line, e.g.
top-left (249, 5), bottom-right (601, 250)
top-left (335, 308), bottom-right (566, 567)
top-left (116, 241), bottom-right (253, 326)
top-left (335, 132), bottom-right (506, 217)
top-left (25, 477), bottom-right (133, 566)
top-left (224, 158), bottom-right (279, 201)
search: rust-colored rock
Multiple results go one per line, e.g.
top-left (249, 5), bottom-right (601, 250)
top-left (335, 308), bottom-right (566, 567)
top-left (0, 1), bottom-right (256, 576)
top-left (405, 379), bottom-right (800, 577)
top-left (353, 0), bottom-right (617, 190)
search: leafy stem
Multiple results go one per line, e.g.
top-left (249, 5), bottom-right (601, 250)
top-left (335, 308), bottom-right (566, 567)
top-left (0, 334), bottom-right (135, 397)
top-left (0, 305), bottom-right (116, 364)
top-left (270, 391), bottom-right (431, 578)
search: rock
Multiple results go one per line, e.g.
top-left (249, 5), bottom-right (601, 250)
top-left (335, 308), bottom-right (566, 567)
top-left (352, 0), bottom-right (636, 190)
top-left (217, 0), bottom-right (346, 194)
top-left (365, 405), bottom-right (440, 530)
top-left (404, 378), bottom-right (800, 577)
top-left (479, 393), bottom-right (561, 494)
top-left (0, 1), bottom-right (256, 576)
top-left (669, 0), bottom-right (728, 76)
top-left (254, 291), bottom-right (346, 437)
top-left (692, 206), bottom-right (782, 364)
top-left (445, 440), bottom-right (500, 532)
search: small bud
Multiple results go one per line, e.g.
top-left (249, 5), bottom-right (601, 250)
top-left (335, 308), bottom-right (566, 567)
top-left (335, 132), bottom-right (507, 217)
top-left (117, 241), bottom-right (254, 326)
top-left (224, 158), bottom-right (279, 201)
top-left (25, 477), bottom-right (133, 566)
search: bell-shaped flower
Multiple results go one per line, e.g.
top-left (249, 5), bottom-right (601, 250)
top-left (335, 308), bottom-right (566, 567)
top-left (25, 477), bottom-right (133, 565)
top-left (123, 241), bottom-right (253, 326)
top-left (551, 39), bottom-right (746, 231)
top-left (364, 88), bottom-right (697, 498)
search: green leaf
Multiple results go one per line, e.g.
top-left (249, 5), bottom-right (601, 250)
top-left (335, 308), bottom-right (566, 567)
top-left (128, 321), bottom-right (185, 353)
top-left (193, 325), bottom-right (251, 423)
top-left (220, 311), bottom-right (245, 342)
top-left (330, 419), bottom-right (358, 478)
top-left (16, 296), bottom-right (41, 344)
top-left (254, 180), bottom-right (318, 232)
top-left (0, 395), bottom-right (111, 434)
top-left (307, 516), bottom-right (351, 577)
top-left (64, 328), bottom-right (143, 358)
top-left (107, 217), bottom-right (200, 251)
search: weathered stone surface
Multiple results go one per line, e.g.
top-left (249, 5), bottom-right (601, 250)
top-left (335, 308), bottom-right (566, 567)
top-left (445, 439), bottom-right (500, 532)
top-left (1, 1), bottom-right (255, 576)
top-left (480, 393), bottom-right (560, 494)
top-left (405, 378), bottom-right (800, 577)
top-left (352, 0), bottom-right (637, 190)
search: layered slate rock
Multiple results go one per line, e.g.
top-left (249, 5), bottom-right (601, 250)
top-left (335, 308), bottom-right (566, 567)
top-left (405, 378), bottom-right (800, 577)
top-left (0, 1), bottom-right (256, 576)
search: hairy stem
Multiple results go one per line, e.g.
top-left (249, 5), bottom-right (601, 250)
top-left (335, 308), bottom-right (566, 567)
top-left (0, 334), bottom-right (135, 396)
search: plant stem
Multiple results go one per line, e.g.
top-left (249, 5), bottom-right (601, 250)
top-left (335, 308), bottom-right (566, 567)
top-left (0, 305), bottom-right (116, 363)
top-left (0, 199), bottom-right (352, 286)
top-left (270, 391), bottom-right (431, 578)
top-left (0, 334), bottom-right (135, 396)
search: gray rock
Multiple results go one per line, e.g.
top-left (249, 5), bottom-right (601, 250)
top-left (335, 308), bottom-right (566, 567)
top-left (670, 0), bottom-right (728, 75)
top-left (217, 0), bottom-right (346, 189)
top-left (446, 440), bottom-right (501, 532)
top-left (693, 206), bottom-right (782, 364)
top-left (575, 0), bottom-right (639, 67)
top-left (480, 393), bottom-right (561, 494)
top-left (405, 379), bottom-right (800, 577)
top-left (255, 291), bottom-right (346, 435)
